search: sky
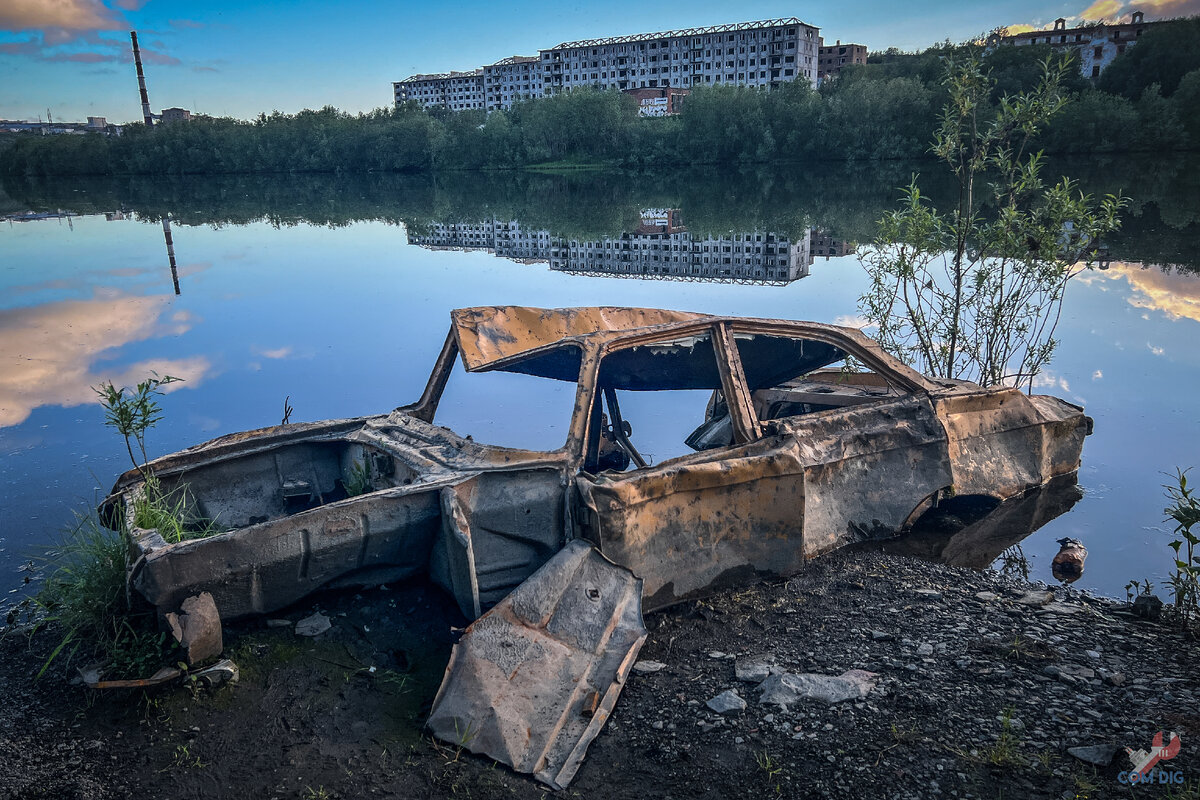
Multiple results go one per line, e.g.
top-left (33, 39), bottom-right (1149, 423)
top-left (1, 0), bottom-right (1197, 122)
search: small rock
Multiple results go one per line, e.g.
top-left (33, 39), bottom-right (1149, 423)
top-left (870, 630), bottom-right (894, 641)
top-left (295, 612), bottom-right (332, 637)
top-left (164, 592), bottom-right (223, 665)
top-left (652, 720), bottom-right (664, 730)
top-left (266, 619), bottom-right (291, 628)
top-left (1105, 672), bottom-right (1126, 687)
top-left (975, 591), bottom-right (998, 602)
top-left (1040, 602), bottom-right (1081, 615)
top-left (916, 643), bottom-right (934, 656)
top-left (633, 660), bottom-right (667, 674)
top-left (734, 654), bottom-right (775, 683)
top-left (1017, 590), bottom-right (1055, 607)
top-left (1085, 650), bottom-right (1101, 659)
top-left (1067, 744), bottom-right (1121, 767)
top-left (708, 651), bottom-right (727, 659)
top-left (1132, 594), bottom-right (1163, 620)
top-left (759, 670), bottom-right (878, 707)
top-left (707, 690), bottom-right (747, 715)
top-left (914, 589), bottom-right (943, 601)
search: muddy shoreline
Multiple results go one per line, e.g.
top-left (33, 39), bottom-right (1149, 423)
top-left (1, 550), bottom-right (1196, 800)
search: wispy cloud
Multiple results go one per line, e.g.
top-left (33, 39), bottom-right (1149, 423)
top-left (169, 18), bottom-right (206, 30)
top-left (1004, 0), bottom-right (1187, 33)
top-left (1080, 0), bottom-right (1124, 19)
top-left (193, 65), bottom-right (218, 73)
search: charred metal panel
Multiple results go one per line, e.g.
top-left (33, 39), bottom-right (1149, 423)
top-left (452, 306), bottom-right (707, 371)
top-left (935, 389), bottom-right (1091, 499)
top-left (428, 541), bottom-right (646, 789)
top-left (777, 395), bottom-right (952, 557)
top-left (429, 470), bottom-right (569, 620)
top-left (130, 485), bottom-right (443, 620)
top-left (579, 396), bottom-right (951, 610)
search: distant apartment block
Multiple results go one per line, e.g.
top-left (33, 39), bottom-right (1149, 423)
top-left (394, 70), bottom-right (486, 111)
top-left (483, 56), bottom-right (543, 111)
top-left (989, 11), bottom-right (1155, 78)
top-left (394, 18), bottom-right (820, 113)
top-left (809, 229), bottom-right (857, 259)
top-left (160, 107), bottom-right (191, 124)
top-left (816, 40), bottom-right (866, 80)
top-left (539, 18), bottom-right (819, 96)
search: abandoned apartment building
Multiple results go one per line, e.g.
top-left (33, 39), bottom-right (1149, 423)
top-left (989, 11), bottom-right (1158, 78)
top-left (394, 17), bottom-right (864, 116)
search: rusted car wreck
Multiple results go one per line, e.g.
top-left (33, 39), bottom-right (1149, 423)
top-left (101, 306), bottom-right (1091, 787)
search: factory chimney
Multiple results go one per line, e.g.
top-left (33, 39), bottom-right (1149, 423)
top-left (130, 31), bottom-right (154, 127)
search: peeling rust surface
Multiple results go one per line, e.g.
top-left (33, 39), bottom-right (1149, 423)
top-left (427, 540), bottom-right (646, 789)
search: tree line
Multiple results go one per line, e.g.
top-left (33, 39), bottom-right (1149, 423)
top-left (2, 18), bottom-right (1198, 177)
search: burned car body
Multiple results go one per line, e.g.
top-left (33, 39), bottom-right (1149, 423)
top-left (100, 306), bottom-right (1091, 786)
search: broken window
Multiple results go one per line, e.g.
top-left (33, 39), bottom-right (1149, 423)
top-left (584, 331), bottom-right (726, 471)
top-left (435, 345), bottom-right (582, 452)
top-left (732, 332), bottom-right (905, 421)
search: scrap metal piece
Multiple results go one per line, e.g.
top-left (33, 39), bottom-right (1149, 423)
top-left (427, 540), bottom-right (647, 789)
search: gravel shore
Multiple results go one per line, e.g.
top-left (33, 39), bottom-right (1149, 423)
top-left (1, 550), bottom-right (1196, 800)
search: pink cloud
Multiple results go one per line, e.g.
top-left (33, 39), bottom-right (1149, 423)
top-left (0, 0), bottom-right (125, 33)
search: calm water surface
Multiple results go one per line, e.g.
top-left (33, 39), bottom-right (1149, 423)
top-left (2, 162), bottom-right (1198, 599)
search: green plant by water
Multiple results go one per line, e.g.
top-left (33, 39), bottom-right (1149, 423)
top-left (1163, 467), bottom-right (1200, 629)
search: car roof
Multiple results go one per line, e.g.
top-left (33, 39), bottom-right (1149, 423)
top-left (449, 305), bottom-right (933, 392)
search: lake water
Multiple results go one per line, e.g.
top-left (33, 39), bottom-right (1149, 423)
top-left (2, 160), bottom-right (1198, 600)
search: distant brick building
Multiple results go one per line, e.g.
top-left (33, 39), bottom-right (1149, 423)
top-left (989, 11), bottom-right (1157, 78)
top-left (160, 107), bottom-right (191, 124)
top-left (817, 40), bottom-right (867, 80)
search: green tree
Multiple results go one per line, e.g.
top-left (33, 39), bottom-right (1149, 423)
top-left (1098, 18), bottom-right (1200, 99)
top-left (859, 54), bottom-right (1125, 387)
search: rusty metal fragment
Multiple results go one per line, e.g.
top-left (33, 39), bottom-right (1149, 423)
top-left (427, 540), bottom-right (647, 789)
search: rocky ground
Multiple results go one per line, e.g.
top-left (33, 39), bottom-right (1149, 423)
top-left (1, 550), bottom-right (1197, 800)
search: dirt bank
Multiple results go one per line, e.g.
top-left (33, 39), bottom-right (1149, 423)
top-left (1, 551), bottom-right (1196, 800)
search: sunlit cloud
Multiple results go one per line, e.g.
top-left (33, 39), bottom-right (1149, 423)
top-left (1092, 369), bottom-right (1103, 380)
top-left (1148, 343), bottom-right (1165, 356)
top-left (254, 346), bottom-right (293, 359)
top-left (0, 0), bottom-right (124, 35)
top-left (1130, 0), bottom-right (1200, 16)
top-left (1089, 262), bottom-right (1200, 324)
top-left (1080, 0), bottom-right (1124, 19)
top-left (0, 291), bottom-right (212, 428)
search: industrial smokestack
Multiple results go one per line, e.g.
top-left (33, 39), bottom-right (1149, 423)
top-left (130, 31), bottom-right (154, 127)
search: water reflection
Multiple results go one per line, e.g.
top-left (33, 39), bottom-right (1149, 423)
top-left (865, 476), bottom-right (1085, 584)
top-left (408, 209), bottom-right (855, 286)
top-left (1082, 261), bottom-right (1200, 324)
top-left (0, 292), bottom-right (210, 428)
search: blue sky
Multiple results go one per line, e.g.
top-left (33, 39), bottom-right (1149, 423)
top-left (1, 0), bottom-right (1194, 122)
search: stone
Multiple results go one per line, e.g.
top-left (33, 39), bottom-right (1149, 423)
top-left (870, 630), bottom-right (894, 641)
top-left (1132, 594), bottom-right (1163, 620)
top-left (164, 592), bottom-right (223, 665)
top-left (1017, 591), bottom-right (1054, 607)
top-left (707, 690), bottom-right (746, 715)
top-left (266, 619), bottom-right (292, 628)
top-left (914, 589), bottom-right (943, 601)
top-left (734, 654), bottom-right (775, 683)
top-left (633, 660), bottom-right (667, 674)
top-left (916, 643), bottom-right (934, 656)
top-left (295, 612), bottom-right (332, 637)
top-left (1067, 744), bottom-right (1121, 767)
top-left (975, 591), bottom-right (998, 602)
top-left (1040, 602), bottom-right (1081, 616)
top-left (758, 670), bottom-right (878, 707)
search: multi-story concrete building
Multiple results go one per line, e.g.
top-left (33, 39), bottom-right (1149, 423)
top-left (816, 40), bottom-right (867, 80)
top-left (990, 11), bottom-right (1156, 78)
top-left (538, 18), bottom-right (819, 96)
top-left (160, 107), bottom-right (191, 124)
top-left (393, 70), bottom-right (486, 111)
top-left (483, 56), bottom-right (543, 111)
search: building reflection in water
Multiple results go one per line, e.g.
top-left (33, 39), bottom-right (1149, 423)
top-left (407, 209), bottom-right (856, 286)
